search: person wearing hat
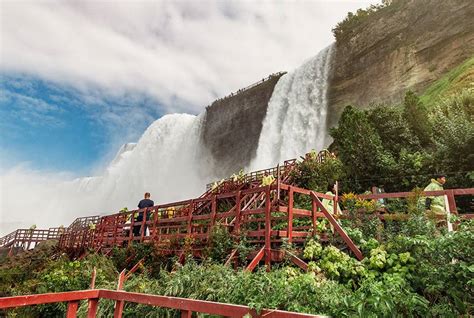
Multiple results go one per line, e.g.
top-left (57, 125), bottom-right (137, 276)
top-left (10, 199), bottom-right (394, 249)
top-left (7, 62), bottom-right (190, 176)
top-left (423, 174), bottom-right (447, 215)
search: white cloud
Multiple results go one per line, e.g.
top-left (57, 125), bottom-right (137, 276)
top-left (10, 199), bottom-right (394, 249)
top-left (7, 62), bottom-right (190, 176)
top-left (1, 0), bottom-right (376, 114)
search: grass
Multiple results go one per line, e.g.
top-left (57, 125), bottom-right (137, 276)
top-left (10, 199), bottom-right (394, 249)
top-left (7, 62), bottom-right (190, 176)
top-left (421, 56), bottom-right (474, 105)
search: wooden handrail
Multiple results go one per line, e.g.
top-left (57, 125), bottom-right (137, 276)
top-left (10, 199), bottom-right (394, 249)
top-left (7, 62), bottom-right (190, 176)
top-left (0, 289), bottom-right (325, 318)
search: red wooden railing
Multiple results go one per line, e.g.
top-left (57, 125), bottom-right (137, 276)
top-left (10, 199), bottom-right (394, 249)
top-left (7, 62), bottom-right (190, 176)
top-left (0, 289), bottom-right (325, 318)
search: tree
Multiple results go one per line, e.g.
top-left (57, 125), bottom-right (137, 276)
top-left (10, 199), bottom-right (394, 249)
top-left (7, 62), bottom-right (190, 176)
top-left (403, 91), bottom-right (432, 146)
top-left (330, 106), bottom-right (395, 192)
top-left (368, 105), bottom-right (421, 156)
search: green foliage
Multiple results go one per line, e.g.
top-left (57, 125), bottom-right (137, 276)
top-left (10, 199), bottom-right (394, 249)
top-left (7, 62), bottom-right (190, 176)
top-left (429, 89), bottom-right (474, 188)
top-left (7, 253), bottom-right (116, 317)
top-left (4, 217), bottom-right (474, 317)
top-left (403, 91), bottom-right (432, 146)
top-left (332, 0), bottom-right (397, 41)
top-left (291, 156), bottom-right (345, 192)
top-left (330, 106), bottom-right (395, 192)
top-left (206, 222), bottom-right (233, 263)
top-left (328, 88), bottom-right (473, 193)
top-left (421, 56), bottom-right (474, 105)
top-left (368, 104), bottom-right (421, 154)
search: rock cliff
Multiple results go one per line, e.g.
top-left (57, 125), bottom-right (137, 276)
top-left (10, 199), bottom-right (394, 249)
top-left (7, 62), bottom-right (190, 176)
top-left (327, 0), bottom-right (474, 128)
top-left (201, 74), bottom-right (284, 176)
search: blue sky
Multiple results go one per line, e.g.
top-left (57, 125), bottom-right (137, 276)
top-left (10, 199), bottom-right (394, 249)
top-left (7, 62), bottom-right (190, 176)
top-left (0, 74), bottom-right (162, 174)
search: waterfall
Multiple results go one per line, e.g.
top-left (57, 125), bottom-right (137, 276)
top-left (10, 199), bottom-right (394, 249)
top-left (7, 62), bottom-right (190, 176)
top-left (249, 45), bottom-right (334, 169)
top-left (64, 113), bottom-right (216, 215)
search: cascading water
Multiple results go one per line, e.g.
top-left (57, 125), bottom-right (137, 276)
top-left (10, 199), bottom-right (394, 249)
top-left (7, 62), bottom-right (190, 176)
top-left (61, 113), bottom-right (216, 216)
top-left (249, 45), bottom-right (334, 169)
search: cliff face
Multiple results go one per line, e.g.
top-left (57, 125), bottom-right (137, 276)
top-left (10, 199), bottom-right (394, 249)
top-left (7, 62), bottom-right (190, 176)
top-left (327, 0), bottom-right (474, 128)
top-left (200, 0), bottom-right (473, 176)
top-left (201, 74), bottom-right (284, 176)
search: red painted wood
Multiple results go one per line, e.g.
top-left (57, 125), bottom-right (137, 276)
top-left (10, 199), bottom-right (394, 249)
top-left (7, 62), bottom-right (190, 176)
top-left (264, 186), bottom-right (271, 270)
top-left (446, 190), bottom-right (457, 214)
top-left (288, 252), bottom-right (309, 272)
top-left (0, 290), bottom-right (99, 309)
top-left (66, 300), bottom-right (80, 318)
top-left (311, 192), bottom-right (363, 260)
top-left (234, 191), bottom-right (242, 234)
top-left (87, 298), bottom-right (99, 318)
top-left (114, 270), bottom-right (126, 318)
top-left (288, 186), bottom-right (294, 243)
top-left (246, 247), bottom-right (265, 272)
top-left (90, 267), bottom-right (96, 289)
top-left (0, 288), bottom-right (329, 317)
top-left (100, 289), bottom-right (322, 317)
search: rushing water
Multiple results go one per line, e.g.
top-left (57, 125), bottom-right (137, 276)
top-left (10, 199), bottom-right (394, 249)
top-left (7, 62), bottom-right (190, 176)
top-left (65, 113), bottom-right (215, 215)
top-left (249, 45), bottom-right (334, 170)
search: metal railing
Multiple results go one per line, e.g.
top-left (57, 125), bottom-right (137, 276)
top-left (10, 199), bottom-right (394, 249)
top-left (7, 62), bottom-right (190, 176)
top-left (207, 72), bottom-right (286, 107)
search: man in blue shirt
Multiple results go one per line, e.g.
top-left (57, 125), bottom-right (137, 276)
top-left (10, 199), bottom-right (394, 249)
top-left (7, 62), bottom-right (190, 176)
top-left (133, 192), bottom-right (154, 236)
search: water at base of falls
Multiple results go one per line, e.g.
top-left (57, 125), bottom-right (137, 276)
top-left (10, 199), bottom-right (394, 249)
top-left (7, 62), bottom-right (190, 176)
top-left (249, 44), bottom-right (334, 170)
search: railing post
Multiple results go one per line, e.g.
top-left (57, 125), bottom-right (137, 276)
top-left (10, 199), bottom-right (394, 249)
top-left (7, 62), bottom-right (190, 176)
top-left (87, 298), bottom-right (99, 318)
top-left (234, 191), bottom-right (241, 234)
top-left (90, 267), bottom-right (97, 289)
top-left (277, 164), bottom-right (281, 200)
top-left (187, 200), bottom-right (194, 234)
top-left (114, 270), bottom-right (126, 318)
top-left (312, 199), bottom-right (318, 235)
top-left (140, 208), bottom-right (147, 243)
top-left (265, 186), bottom-right (271, 271)
top-left (446, 190), bottom-right (457, 215)
top-left (211, 195), bottom-right (217, 227)
top-left (288, 186), bottom-right (294, 243)
top-left (66, 300), bottom-right (80, 318)
top-left (153, 207), bottom-right (159, 241)
top-left (181, 309), bottom-right (192, 318)
top-left (128, 212), bottom-right (135, 247)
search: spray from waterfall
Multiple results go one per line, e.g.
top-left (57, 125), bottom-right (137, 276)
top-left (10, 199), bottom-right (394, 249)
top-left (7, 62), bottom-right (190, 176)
top-left (68, 113), bottom-right (216, 214)
top-left (249, 45), bottom-right (334, 170)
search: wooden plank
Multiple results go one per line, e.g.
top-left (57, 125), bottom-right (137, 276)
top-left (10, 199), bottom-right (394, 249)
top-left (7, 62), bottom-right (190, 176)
top-left (87, 298), bottom-right (99, 318)
top-left (99, 289), bottom-right (323, 317)
top-left (264, 186), bottom-right (271, 269)
top-left (310, 192), bottom-right (363, 260)
top-left (287, 251), bottom-right (309, 272)
top-left (288, 186), bottom-right (294, 243)
top-left (234, 191), bottom-right (242, 234)
top-left (245, 247), bottom-right (265, 272)
top-left (66, 300), bottom-right (80, 318)
top-left (0, 290), bottom-right (99, 309)
top-left (114, 270), bottom-right (126, 318)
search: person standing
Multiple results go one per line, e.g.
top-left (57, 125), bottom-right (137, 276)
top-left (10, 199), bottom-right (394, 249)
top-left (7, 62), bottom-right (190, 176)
top-left (134, 192), bottom-right (154, 236)
top-left (322, 184), bottom-right (341, 215)
top-left (423, 174), bottom-right (447, 215)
